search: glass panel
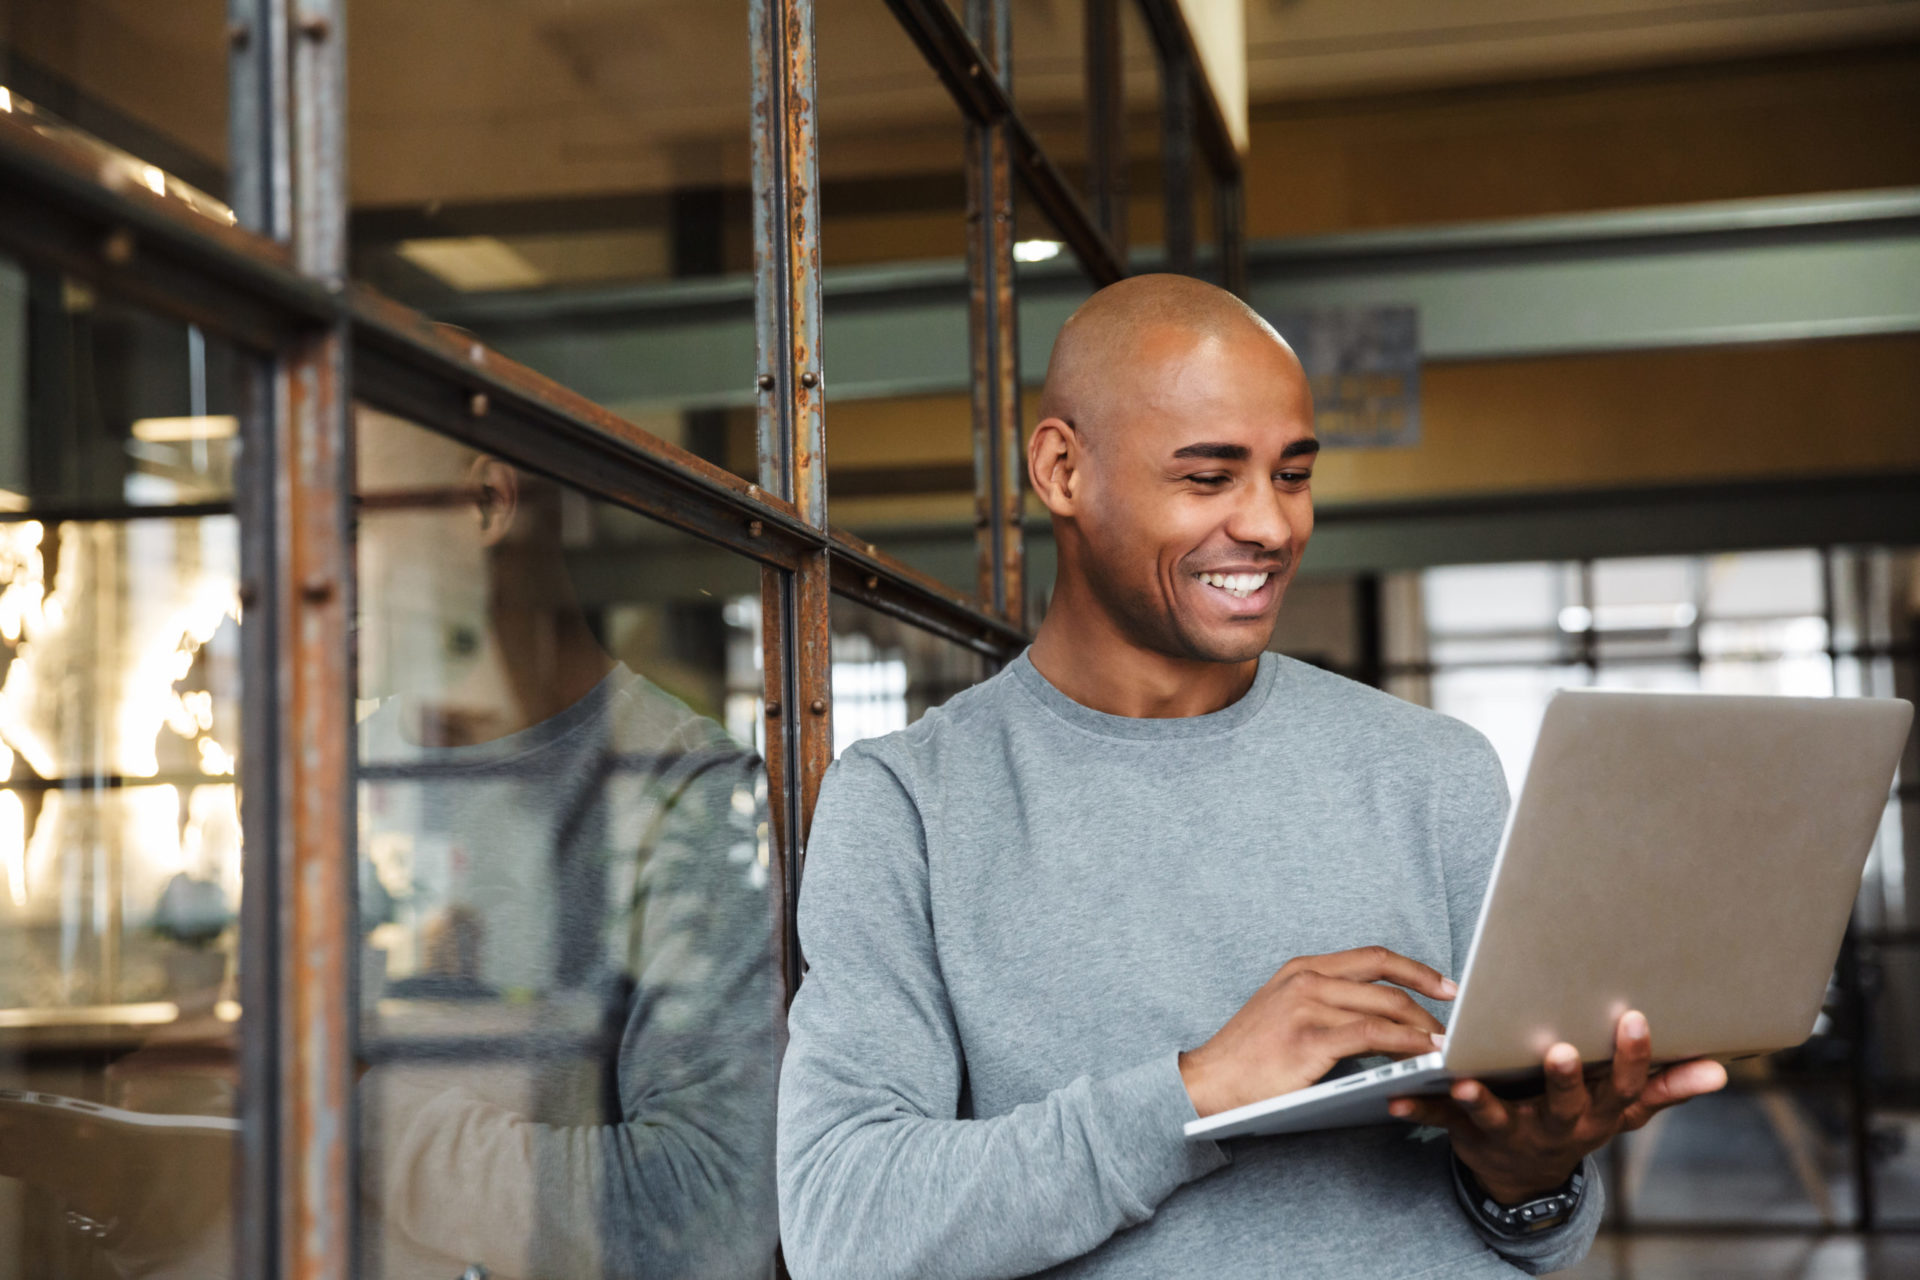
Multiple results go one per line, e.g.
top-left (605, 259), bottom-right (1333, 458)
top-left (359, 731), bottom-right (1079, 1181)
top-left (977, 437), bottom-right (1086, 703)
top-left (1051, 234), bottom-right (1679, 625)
top-left (1704, 549), bottom-right (1824, 620)
top-left (0, 262), bottom-right (248, 1275)
top-left (1619, 1080), bottom-right (1857, 1227)
top-left (0, 1), bottom-right (233, 220)
top-left (1427, 665), bottom-right (1590, 798)
top-left (0, 258), bottom-right (236, 507)
top-left (1872, 938), bottom-right (1920, 1226)
top-left (354, 409), bottom-right (778, 1278)
top-left (829, 596), bottom-right (988, 755)
top-left (1590, 555), bottom-right (1697, 663)
top-left (1421, 562), bottom-right (1575, 636)
top-left (346, 1), bottom-right (753, 480)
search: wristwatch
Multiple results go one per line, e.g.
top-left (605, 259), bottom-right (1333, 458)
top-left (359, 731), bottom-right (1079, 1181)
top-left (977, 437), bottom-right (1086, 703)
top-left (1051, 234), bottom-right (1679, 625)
top-left (1450, 1153), bottom-right (1586, 1239)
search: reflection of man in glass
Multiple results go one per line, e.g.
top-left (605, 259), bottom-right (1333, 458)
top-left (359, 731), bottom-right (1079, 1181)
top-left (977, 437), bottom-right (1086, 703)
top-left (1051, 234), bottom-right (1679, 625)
top-left (350, 410), bottom-right (779, 1280)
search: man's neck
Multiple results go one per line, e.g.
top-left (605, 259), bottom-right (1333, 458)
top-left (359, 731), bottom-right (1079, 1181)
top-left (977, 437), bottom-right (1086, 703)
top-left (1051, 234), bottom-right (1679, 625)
top-left (1027, 599), bottom-right (1260, 720)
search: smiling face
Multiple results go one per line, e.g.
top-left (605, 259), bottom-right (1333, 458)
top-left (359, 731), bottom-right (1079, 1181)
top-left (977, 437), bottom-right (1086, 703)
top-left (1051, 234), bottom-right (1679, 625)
top-left (1074, 326), bottom-right (1316, 662)
top-left (1029, 279), bottom-right (1318, 670)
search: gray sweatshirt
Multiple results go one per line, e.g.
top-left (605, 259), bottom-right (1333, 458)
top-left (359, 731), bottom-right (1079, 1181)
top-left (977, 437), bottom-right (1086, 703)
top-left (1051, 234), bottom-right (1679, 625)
top-left (778, 651), bottom-right (1603, 1279)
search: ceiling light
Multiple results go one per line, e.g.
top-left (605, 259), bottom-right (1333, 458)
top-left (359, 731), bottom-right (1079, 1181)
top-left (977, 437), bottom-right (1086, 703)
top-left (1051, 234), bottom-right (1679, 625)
top-left (1013, 239), bottom-right (1063, 263)
top-left (396, 236), bottom-right (547, 291)
top-left (131, 415), bottom-right (239, 442)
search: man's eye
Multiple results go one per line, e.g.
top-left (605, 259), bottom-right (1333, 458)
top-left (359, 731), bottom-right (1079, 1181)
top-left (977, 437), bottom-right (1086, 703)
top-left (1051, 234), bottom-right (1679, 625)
top-left (1189, 474), bottom-right (1229, 487)
top-left (1278, 471), bottom-right (1312, 485)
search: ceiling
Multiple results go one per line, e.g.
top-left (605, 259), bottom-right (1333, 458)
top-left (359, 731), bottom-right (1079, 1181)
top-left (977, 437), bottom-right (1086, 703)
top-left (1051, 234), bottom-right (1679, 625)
top-left (4, 0), bottom-right (1918, 206)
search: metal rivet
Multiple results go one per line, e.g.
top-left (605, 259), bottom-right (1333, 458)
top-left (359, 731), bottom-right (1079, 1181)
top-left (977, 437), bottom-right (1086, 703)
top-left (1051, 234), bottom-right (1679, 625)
top-left (747, 483), bottom-right (761, 500)
top-left (766, 701), bottom-right (782, 718)
top-left (301, 576), bottom-right (334, 603)
top-left (809, 699), bottom-right (827, 716)
top-left (865, 575), bottom-right (878, 590)
top-left (747, 520), bottom-right (764, 537)
top-left (799, 371), bottom-right (818, 389)
top-left (756, 373), bottom-right (775, 391)
top-left (468, 391), bottom-right (489, 418)
top-left (227, 21), bottom-right (251, 48)
top-left (298, 14), bottom-right (331, 39)
top-left (865, 542), bottom-right (876, 556)
top-left (969, 63), bottom-right (982, 78)
top-left (101, 228), bottom-right (135, 266)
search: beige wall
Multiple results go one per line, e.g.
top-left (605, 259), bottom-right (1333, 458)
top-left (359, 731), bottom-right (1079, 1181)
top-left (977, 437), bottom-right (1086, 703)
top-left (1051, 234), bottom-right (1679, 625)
top-left (1244, 45), bottom-right (1920, 237)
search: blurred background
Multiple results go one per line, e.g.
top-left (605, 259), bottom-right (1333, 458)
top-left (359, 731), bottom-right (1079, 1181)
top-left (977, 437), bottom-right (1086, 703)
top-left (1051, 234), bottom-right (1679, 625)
top-left (0, 1), bottom-right (1917, 1275)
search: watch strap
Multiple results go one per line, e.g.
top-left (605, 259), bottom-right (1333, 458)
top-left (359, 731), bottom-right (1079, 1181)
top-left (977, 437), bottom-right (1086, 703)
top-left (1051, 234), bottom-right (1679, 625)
top-left (1450, 1152), bottom-right (1585, 1239)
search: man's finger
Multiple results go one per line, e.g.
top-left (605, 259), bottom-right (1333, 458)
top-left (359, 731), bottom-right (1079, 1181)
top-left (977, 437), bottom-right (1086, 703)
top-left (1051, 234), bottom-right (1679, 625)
top-left (1296, 972), bottom-right (1446, 1035)
top-left (1312, 946), bottom-right (1456, 1004)
top-left (1540, 1042), bottom-right (1589, 1133)
top-left (1608, 1010), bottom-right (1652, 1104)
top-left (1387, 1096), bottom-right (1457, 1128)
top-left (1450, 1079), bottom-right (1511, 1133)
top-left (1621, 1059), bottom-right (1729, 1129)
top-left (1315, 1014), bottom-right (1445, 1062)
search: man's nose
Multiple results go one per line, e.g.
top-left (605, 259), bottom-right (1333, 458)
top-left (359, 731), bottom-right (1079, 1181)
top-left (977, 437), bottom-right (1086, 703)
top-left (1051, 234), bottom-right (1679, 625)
top-left (1225, 482), bottom-right (1296, 553)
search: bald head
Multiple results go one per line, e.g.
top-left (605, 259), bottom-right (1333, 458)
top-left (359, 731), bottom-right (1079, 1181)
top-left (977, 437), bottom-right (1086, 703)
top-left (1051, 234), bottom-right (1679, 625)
top-left (1036, 274), bottom-right (1298, 435)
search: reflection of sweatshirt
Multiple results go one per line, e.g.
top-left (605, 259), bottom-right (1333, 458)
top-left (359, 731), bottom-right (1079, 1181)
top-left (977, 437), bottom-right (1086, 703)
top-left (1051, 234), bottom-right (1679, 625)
top-left (780, 651), bottom-right (1602, 1279)
top-left (357, 665), bottom-right (779, 1280)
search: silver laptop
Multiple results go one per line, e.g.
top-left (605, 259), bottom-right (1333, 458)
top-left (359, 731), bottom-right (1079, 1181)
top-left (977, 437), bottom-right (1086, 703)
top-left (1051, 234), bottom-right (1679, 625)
top-left (1187, 688), bottom-right (1913, 1142)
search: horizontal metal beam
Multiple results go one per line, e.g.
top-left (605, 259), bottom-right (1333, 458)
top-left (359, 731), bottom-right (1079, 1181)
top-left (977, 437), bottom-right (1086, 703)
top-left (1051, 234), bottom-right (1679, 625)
top-left (0, 112), bottom-right (1028, 662)
top-left (431, 188), bottom-right (1920, 409)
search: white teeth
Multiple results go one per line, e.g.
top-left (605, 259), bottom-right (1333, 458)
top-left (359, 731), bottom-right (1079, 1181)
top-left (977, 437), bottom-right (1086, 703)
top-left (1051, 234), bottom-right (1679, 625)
top-left (1196, 571), bottom-right (1271, 599)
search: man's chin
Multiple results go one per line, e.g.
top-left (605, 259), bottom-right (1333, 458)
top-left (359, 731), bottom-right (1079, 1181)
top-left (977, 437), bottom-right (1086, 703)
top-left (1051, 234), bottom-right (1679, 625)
top-left (1172, 616), bottom-right (1279, 665)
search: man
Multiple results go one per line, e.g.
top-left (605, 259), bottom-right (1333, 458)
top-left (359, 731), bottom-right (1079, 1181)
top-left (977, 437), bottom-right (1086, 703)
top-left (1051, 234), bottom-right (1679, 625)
top-left (777, 275), bottom-right (1727, 1278)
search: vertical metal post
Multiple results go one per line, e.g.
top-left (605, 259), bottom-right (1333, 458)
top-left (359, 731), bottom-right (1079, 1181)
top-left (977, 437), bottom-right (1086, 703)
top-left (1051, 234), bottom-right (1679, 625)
top-left (1825, 548), bottom-right (1880, 1231)
top-left (1085, 0), bottom-right (1128, 263)
top-left (230, 0), bottom-right (290, 1275)
top-left (1161, 48), bottom-right (1195, 277)
top-left (965, 0), bottom-right (1023, 626)
top-left (1215, 169), bottom-right (1246, 298)
top-left (751, 0), bottom-right (833, 968)
top-left (285, 2), bottom-right (355, 1279)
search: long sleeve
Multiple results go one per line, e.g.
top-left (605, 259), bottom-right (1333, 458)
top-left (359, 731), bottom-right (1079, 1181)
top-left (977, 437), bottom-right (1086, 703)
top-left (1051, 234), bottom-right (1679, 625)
top-left (1438, 726), bottom-right (1605, 1275)
top-left (777, 745), bottom-right (1229, 1280)
top-left (366, 751), bottom-right (781, 1280)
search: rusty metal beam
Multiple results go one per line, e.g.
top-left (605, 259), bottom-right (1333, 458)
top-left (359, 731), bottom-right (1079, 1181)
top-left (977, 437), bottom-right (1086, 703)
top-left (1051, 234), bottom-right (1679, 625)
top-left (882, 0), bottom-right (1123, 286)
top-left (1161, 45), bottom-right (1197, 277)
top-left (1130, 0), bottom-right (1242, 185)
top-left (1217, 170), bottom-right (1247, 297)
top-left (284, 2), bottom-right (354, 1279)
top-left (1086, 0), bottom-right (1129, 259)
top-left (964, 0), bottom-right (1026, 625)
top-left (830, 530), bottom-right (1028, 659)
top-left (230, 0), bottom-right (291, 1276)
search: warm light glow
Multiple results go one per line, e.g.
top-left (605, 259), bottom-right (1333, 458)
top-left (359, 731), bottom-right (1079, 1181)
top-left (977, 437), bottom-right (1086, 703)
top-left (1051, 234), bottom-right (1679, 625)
top-left (1013, 239), bottom-right (1063, 263)
top-left (0, 791), bottom-right (23, 907)
top-left (0, 1001), bottom-right (179, 1028)
top-left (198, 736), bottom-right (235, 776)
top-left (131, 415), bottom-right (238, 443)
top-left (0, 87), bottom-right (12, 113)
top-left (140, 164), bottom-right (167, 196)
top-left (215, 999), bottom-right (241, 1023)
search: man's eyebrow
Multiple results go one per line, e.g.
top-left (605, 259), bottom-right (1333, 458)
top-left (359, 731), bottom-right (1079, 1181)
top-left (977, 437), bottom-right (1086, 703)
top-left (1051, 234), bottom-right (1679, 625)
top-left (1171, 442), bottom-right (1249, 461)
top-left (1168, 438), bottom-right (1321, 462)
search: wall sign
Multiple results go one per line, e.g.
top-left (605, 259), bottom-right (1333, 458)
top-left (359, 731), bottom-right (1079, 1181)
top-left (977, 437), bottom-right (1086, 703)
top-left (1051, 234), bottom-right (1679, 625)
top-left (1265, 306), bottom-right (1421, 448)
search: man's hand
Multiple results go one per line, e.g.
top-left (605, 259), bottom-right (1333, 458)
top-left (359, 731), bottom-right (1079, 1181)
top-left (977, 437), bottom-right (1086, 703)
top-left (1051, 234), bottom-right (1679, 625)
top-left (1180, 946), bottom-right (1455, 1118)
top-left (1388, 1010), bottom-right (1728, 1204)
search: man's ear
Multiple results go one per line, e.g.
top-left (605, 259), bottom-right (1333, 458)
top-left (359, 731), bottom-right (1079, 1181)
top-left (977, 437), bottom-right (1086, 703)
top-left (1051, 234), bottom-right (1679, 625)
top-left (1027, 416), bottom-right (1083, 518)
top-left (468, 456), bottom-right (520, 546)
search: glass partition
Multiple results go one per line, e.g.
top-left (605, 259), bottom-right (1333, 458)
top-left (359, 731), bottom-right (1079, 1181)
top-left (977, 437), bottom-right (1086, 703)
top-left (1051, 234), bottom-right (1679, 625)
top-left (353, 408), bottom-right (779, 1278)
top-left (829, 596), bottom-right (988, 755)
top-left (0, 253), bottom-right (249, 1276)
